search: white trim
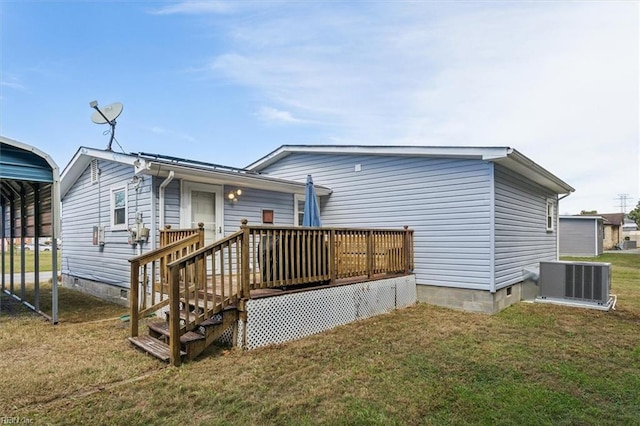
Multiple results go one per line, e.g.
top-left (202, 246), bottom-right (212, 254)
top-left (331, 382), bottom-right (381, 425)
top-left (489, 163), bottom-right (496, 293)
top-left (294, 194), bottom-right (305, 226)
top-left (61, 146), bottom-right (332, 199)
top-left (180, 181), bottom-right (224, 240)
top-left (148, 163), bottom-right (331, 196)
top-left (247, 145), bottom-right (511, 171)
top-left (247, 145), bottom-right (574, 195)
top-left (110, 185), bottom-right (128, 231)
top-left (546, 198), bottom-right (556, 232)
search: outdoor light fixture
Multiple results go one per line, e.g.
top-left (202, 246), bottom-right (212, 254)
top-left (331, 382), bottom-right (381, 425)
top-left (227, 189), bottom-right (242, 202)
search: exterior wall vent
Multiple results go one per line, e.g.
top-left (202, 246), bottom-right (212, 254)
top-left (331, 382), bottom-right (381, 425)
top-left (90, 159), bottom-right (99, 184)
top-left (537, 261), bottom-right (613, 310)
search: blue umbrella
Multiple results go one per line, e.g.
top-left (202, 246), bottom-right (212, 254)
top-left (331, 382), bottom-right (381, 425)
top-left (302, 174), bottom-right (322, 227)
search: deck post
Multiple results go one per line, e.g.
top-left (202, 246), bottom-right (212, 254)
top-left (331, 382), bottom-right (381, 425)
top-left (329, 229), bottom-right (336, 284)
top-left (367, 230), bottom-right (374, 279)
top-left (130, 260), bottom-right (139, 337)
top-left (403, 226), bottom-right (411, 274)
top-left (197, 222), bottom-right (205, 248)
top-left (169, 264), bottom-right (182, 367)
top-left (240, 219), bottom-right (250, 299)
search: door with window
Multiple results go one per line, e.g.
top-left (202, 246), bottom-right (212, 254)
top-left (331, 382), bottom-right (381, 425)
top-left (181, 182), bottom-right (224, 246)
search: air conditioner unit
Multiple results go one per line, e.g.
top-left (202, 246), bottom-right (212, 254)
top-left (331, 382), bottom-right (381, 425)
top-left (538, 261), bottom-right (612, 309)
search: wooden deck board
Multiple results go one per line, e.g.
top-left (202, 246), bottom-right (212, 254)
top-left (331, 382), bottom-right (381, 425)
top-left (128, 335), bottom-right (185, 362)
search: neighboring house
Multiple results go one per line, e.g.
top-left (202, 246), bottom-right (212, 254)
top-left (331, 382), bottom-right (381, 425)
top-left (558, 215), bottom-right (604, 256)
top-left (622, 215), bottom-right (638, 232)
top-left (599, 213), bottom-right (625, 250)
top-left (60, 147), bottom-right (330, 304)
top-left (247, 145), bottom-right (575, 314)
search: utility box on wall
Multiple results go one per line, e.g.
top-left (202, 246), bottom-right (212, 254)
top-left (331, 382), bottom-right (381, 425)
top-left (92, 226), bottom-right (105, 246)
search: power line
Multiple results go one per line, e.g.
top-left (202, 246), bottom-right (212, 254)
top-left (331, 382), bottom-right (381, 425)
top-left (615, 194), bottom-right (630, 212)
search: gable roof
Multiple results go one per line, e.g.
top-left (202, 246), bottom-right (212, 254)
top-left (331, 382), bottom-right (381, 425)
top-left (1, 135), bottom-right (61, 236)
top-left (60, 147), bottom-right (332, 198)
top-left (246, 145), bottom-right (575, 195)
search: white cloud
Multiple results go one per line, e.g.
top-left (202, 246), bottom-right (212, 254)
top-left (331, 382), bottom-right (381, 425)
top-left (256, 107), bottom-right (307, 124)
top-left (150, 1), bottom-right (233, 15)
top-left (0, 75), bottom-right (25, 90)
top-left (205, 2), bottom-right (638, 213)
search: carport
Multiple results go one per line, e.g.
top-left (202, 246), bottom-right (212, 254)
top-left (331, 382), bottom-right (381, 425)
top-left (1, 135), bottom-right (59, 323)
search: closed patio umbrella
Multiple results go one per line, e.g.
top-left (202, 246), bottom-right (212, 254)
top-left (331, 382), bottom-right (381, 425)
top-left (302, 174), bottom-right (322, 227)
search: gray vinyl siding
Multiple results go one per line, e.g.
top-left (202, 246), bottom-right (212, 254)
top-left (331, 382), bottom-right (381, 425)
top-left (223, 186), bottom-right (295, 235)
top-left (494, 165), bottom-right (557, 289)
top-left (261, 153), bottom-right (493, 290)
top-left (61, 160), bottom-right (152, 287)
top-left (559, 218), bottom-right (600, 256)
top-left (153, 177), bottom-right (181, 232)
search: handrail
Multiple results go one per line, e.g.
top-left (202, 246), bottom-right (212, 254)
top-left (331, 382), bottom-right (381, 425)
top-left (129, 226), bottom-right (204, 338)
top-left (165, 220), bottom-right (414, 366)
top-left (160, 223), bottom-right (204, 248)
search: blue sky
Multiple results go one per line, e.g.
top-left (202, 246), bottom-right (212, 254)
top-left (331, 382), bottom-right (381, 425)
top-left (1, 1), bottom-right (638, 214)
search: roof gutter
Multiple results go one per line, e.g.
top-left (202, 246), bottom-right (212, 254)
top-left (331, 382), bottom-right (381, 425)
top-left (505, 149), bottom-right (575, 195)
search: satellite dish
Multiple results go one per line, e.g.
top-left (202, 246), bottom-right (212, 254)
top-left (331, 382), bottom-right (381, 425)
top-left (91, 102), bottom-right (123, 124)
top-left (89, 100), bottom-right (124, 151)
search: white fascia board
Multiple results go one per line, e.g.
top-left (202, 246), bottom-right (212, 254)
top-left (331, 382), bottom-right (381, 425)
top-left (146, 163), bottom-right (331, 196)
top-left (247, 145), bottom-right (512, 171)
top-left (60, 147), bottom-right (140, 198)
top-left (559, 215), bottom-right (603, 220)
top-left (495, 149), bottom-right (575, 195)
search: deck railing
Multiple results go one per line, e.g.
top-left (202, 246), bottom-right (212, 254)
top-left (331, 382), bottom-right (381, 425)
top-left (159, 224), bottom-right (204, 248)
top-left (165, 220), bottom-right (414, 365)
top-left (129, 226), bottom-right (204, 338)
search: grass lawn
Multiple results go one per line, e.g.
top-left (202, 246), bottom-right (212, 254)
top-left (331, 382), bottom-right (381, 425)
top-left (2, 249), bottom-right (61, 273)
top-left (1, 253), bottom-right (638, 424)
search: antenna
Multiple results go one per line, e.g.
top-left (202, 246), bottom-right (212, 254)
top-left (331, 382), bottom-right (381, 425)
top-left (89, 100), bottom-right (123, 151)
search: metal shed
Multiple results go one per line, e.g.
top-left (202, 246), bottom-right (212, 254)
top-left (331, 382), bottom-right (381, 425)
top-left (1, 135), bottom-right (60, 322)
top-left (558, 215), bottom-right (604, 257)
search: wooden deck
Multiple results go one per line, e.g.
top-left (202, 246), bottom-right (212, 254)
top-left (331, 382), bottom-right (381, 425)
top-left (129, 222), bottom-right (414, 366)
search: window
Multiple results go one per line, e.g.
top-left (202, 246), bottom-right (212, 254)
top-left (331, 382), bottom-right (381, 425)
top-left (546, 198), bottom-right (555, 232)
top-left (111, 186), bottom-right (127, 230)
top-left (294, 194), bottom-right (305, 226)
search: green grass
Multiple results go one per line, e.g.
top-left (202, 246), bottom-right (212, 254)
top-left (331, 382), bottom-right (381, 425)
top-left (2, 249), bottom-right (61, 273)
top-left (1, 253), bottom-right (638, 425)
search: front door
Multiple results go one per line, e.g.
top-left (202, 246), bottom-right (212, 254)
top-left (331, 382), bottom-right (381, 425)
top-left (181, 182), bottom-right (223, 245)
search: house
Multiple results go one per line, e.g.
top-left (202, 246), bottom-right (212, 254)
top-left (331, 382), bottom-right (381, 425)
top-left (59, 147), bottom-right (331, 305)
top-left (558, 215), bottom-right (604, 256)
top-left (1, 135), bottom-right (60, 322)
top-left (599, 213), bottom-right (625, 250)
top-left (247, 145), bottom-right (575, 313)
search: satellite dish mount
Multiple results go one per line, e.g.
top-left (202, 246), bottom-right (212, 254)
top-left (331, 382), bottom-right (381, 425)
top-left (89, 100), bottom-right (123, 151)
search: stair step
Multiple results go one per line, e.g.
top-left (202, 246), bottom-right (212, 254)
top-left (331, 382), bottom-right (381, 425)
top-left (147, 322), bottom-right (206, 343)
top-left (128, 335), bottom-right (185, 362)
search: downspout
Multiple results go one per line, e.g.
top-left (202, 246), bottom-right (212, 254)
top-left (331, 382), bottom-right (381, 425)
top-left (159, 171), bottom-right (175, 232)
top-left (556, 193), bottom-right (571, 259)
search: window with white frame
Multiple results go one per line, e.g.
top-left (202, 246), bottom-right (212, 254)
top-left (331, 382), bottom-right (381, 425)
top-left (111, 186), bottom-right (128, 230)
top-left (294, 194), bottom-right (305, 226)
top-left (546, 198), bottom-right (556, 232)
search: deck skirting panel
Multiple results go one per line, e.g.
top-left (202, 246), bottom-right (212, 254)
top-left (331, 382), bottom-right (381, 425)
top-left (244, 275), bottom-right (416, 350)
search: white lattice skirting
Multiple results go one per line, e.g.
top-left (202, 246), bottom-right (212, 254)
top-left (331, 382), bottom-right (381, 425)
top-left (243, 275), bottom-right (416, 350)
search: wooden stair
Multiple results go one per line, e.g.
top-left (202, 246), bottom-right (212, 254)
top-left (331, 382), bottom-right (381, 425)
top-left (129, 306), bottom-right (239, 363)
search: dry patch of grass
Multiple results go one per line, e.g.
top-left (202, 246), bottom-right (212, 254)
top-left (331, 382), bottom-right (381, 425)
top-left (1, 254), bottom-right (639, 424)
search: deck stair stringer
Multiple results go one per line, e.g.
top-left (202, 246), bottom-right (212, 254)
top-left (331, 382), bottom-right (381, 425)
top-left (129, 305), bottom-right (239, 362)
